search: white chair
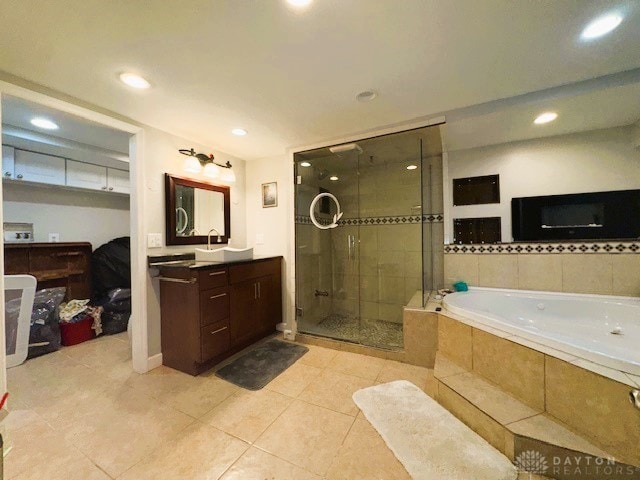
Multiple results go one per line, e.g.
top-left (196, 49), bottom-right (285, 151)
top-left (4, 275), bottom-right (36, 368)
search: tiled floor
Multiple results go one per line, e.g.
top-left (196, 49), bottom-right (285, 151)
top-left (3, 333), bottom-right (541, 479)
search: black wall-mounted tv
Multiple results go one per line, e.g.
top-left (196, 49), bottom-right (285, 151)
top-left (512, 189), bottom-right (640, 241)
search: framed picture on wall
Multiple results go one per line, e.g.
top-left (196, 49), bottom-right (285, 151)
top-left (262, 182), bottom-right (278, 208)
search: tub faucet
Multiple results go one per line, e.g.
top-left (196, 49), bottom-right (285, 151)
top-left (207, 228), bottom-right (222, 250)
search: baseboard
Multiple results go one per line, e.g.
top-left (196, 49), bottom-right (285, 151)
top-left (147, 353), bottom-right (163, 370)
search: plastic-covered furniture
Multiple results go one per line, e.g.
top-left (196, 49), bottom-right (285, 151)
top-left (4, 275), bottom-right (36, 368)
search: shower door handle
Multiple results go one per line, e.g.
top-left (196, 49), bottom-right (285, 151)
top-left (347, 235), bottom-right (356, 260)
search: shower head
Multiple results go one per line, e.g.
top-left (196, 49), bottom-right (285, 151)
top-left (329, 143), bottom-right (363, 155)
top-left (318, 169), bottom-right (329, 180)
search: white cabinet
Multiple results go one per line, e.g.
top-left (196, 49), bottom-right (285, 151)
top-left (66, 160), bottom-right (107, 191)
top-left (4, 147), bottom-right (129, 195)
top-left (2, 145), bottom-right (15, 179)
top-left (107, 168), bottom-right (130, 194)
top-left (14, 150), bottom-right (65, 186)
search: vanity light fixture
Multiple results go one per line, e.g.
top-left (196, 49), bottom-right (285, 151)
top-left (533, 112), bottom-right (558, 125)
top-left (30, 117), bottom-right (59, 130)
top-left (581, 13), bottom-right (623, 40)
top-left (406, 165), bottom-right (418, 170)
top-left (231, 128), bottom-right (247, 136)
top-left (300, 161), bottom-right (312, 167)
top-left (179, 148), bottom-right (235, 183)
top-left (119, 72), bottom-right (151, 89)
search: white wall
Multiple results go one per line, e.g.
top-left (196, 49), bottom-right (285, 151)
top-left (244, 155), bottom-right (293, 329)
top-left (144, 126), bottom-right (247, 355)
top-left (3, 182), bottom-right (129, 248)
top-left (446, 125), bottom-right (640, 242)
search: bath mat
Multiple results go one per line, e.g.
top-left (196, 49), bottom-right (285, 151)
top-left (215, 339), bottom-right (308, 390)
top-left (352, 380), bottom-right (517, 480)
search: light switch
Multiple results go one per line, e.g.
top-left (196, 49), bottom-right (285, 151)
top-left (256, 233), bottom-right (265, 245)
top-left (147, 233), bottom-right (162, 248)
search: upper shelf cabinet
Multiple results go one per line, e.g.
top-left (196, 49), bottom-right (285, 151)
top-left (66, 160), bottom-right (107, 190)
top-left (107, 168), bottom-right (130, 194)
top-left (14, 150), bottom-right (65, 186)
top-left (2, 145), bottom-right (15, 179)
top-left (2, 146), bottom-right (129, 195)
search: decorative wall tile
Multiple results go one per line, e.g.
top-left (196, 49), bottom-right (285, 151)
top-left (295, 214), bottom-right (443, 226)
top-left (444, 242), bottom-right (640, 254)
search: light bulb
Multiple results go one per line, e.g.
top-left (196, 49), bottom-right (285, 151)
top-left (203, 163), bottom-right (220, 178)
top-left (184, 157), bottom-right (202, 173)
top-left (220, 168), bottom-right (236, 183)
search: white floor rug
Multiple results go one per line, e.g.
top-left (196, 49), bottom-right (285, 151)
top-left (352, 380), bottom-right (517, 480)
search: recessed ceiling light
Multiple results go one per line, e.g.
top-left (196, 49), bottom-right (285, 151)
top-left (406, 165), bottom-right (418, 170)
top-left (533, 112), bottom-right (558, 125)
top-left (300, 161), bottom-right (312, 167)
top-left (356, 90), bottom-right (378, 102)
top-left (30, 117), bottom-right (59, 130)
top-left (119, 72), bottom-right (151, 89)
top-left (581, 13), bottom-right (623, 40)
top-left (286, 0), bottom-right (312, 7)
top-left (329, 176), bottom-right (339, 181)
top-left (232, 128), bottom-right (247, 136)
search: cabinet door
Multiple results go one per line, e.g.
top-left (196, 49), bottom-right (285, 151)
top-left (2, 145), bottom-right (15, 179)
top-left (107, 168), bottom-right (130, 194)
top-left (255, 275), bottom-right (276, 332)
top-left (229, 278), bottom-right (259, 346)
top-left (66, 160), bottom-right (107, 191)
top-left (14, 150), bottom-right (65, 185)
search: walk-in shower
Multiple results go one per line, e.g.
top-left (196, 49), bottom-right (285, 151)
top-left (294, 125), bottom-right (444, 349)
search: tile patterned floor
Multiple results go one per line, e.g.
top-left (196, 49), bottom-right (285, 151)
top-left (3, 333), bottom-right (543, 479)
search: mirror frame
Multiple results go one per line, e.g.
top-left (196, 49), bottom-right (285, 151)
top-left (165, 173), bottom-right (231, 246)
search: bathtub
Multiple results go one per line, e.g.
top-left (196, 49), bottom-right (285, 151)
top-left (443, 287), bottom-right (640, 376)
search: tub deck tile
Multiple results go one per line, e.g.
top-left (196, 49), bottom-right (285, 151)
top-left (507, 336), bottom-right (577, 363)
top-left (569, 358), bottom-right (636, 387)
top-left (440, 371), bottom-right (541, 425)
top-left (507, 414), bottom-right (611, 459)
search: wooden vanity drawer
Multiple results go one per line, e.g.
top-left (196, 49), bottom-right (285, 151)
top-left (198, 268), bottom-right (228, 290)
top-left (229, 259), bottom-right (278, 284)
top-left (201, 319), bottom-right (230, 362)
top-left (200, 286), bottom-right (229, 327)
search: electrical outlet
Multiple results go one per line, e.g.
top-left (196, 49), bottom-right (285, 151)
top-left (147, 233), bottom-right (162, 248)
top-left (48, 233), bottom-right (60, 242)
top-left (256, 233), bottom-right (265, 245)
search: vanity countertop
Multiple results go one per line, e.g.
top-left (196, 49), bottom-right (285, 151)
top-left (148, 253), bottom-right (282, 270)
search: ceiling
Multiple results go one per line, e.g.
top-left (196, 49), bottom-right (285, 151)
top-left (2, 96), bottom-right (130, 154)
top-left (443, 81), bottom-right (640, 152)
top-left (1, 1), bottom-right (639, 160)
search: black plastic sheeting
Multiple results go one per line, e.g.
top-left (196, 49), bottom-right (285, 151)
top-left (92, 236), bottom-right (131, 301)
top-left (27, 287), bottom-right (66, 359)
top-left (95, 288), bottom-right (131, 335)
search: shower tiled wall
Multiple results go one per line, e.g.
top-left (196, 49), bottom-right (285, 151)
top-left (329, 157), bottom-right (425, 324)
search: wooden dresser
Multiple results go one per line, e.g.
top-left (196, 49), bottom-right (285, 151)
top-left (4, 242), bottom-right (93, 299)
top-left (158, 256), bottom-right (283, 375)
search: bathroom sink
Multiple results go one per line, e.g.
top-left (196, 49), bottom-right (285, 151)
top-left (195, 247), bottom-right (253, 263)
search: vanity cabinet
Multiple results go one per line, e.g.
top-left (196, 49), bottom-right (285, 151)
top-left (158, 256), bottom-right (282, 375)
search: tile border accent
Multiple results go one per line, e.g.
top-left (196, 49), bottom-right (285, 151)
top-left (295, 214), bottom-right (444, 226)
top-left (444, 242), bottom-right (640, 254)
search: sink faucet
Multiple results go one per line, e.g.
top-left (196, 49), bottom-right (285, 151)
top-left (207, 228), bottom-right (222, 250)
top-left (188, 229), bottom-right (200, 236)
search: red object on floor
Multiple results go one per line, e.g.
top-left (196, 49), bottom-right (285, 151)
top-left (60, 316), bottom-right (94, 346)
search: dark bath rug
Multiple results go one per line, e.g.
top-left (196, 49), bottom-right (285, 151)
top-left (215, 339), bottom-right (308, 390)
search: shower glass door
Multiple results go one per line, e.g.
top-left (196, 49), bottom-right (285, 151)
top-left (294, 148), bottom-right (361, 343)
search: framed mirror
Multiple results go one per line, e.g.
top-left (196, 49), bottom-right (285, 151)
top-left (165, 174), bottom-right (231, 245)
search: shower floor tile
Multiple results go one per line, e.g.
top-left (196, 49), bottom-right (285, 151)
top-left (304, 315), bottom-right (404, 350)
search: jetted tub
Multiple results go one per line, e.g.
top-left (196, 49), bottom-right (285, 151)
top-left (443, 287), bottom-right (640, 376)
